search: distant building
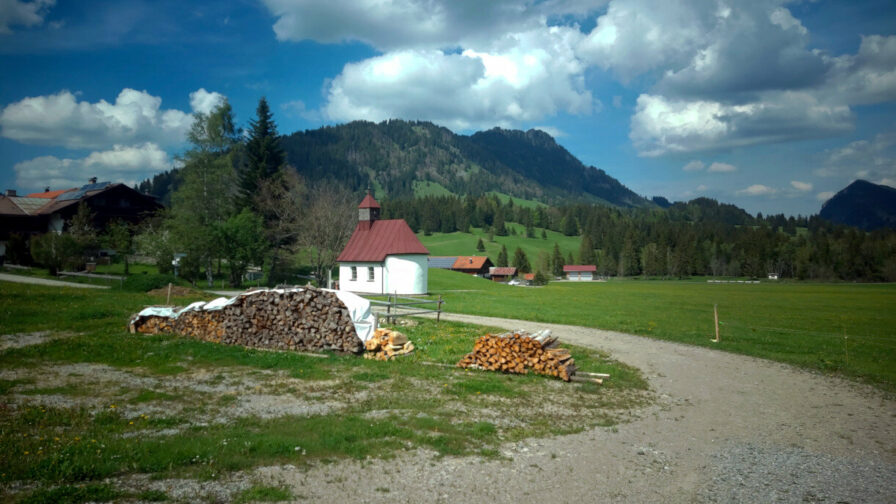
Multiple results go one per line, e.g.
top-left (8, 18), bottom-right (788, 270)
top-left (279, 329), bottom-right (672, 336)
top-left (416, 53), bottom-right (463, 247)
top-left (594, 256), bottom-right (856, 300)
top-left (0, 181), bottom-right (162, 257)
top-left (336, 192), bottom-right (429, 295)
top-left (428, 256), bottom-right (458, 269)
top-left (451, 256), bottom-right (494, 276)
top-left (489, 266), bottom-right (518, 282)
top-left (563, 265), bottom-right (596, 281)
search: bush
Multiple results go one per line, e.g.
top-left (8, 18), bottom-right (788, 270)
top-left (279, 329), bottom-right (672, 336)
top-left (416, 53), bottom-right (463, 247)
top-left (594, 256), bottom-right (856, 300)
top-left (121, 273), bottom-right (177, 292)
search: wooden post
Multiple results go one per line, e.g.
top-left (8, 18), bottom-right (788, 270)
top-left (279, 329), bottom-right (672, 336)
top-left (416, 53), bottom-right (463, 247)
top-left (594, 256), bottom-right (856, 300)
top-left (437, 294), bottom-right (443, 323)
top-left (844, 330), bottom-right (849, 367)
top-left (712, 304), bottom-right (720, 342)
top-left (167, 282), bottom-right (172, 305)
top-left (386, 294), bottom-right (392, 324)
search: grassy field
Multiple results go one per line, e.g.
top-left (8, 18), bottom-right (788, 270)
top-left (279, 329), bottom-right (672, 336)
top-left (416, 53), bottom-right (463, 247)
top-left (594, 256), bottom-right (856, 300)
top-left (428, 269), bottom-right (896, 390)
top-left (0, 281), bottom-right (647, 502)
top-left (420, 225), bottom-right (581, 263)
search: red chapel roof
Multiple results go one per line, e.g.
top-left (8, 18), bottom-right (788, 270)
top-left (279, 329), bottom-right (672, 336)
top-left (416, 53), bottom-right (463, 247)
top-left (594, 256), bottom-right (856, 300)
top-left (337, 219), bottom-right (428, 262)
top-left (358, 193), bottom-right (380, 209)
top-left (563, 265), bottom-right (597, 272)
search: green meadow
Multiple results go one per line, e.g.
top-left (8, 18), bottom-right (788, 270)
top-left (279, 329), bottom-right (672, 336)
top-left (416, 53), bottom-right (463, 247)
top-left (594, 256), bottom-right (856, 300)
top-left (420, 224), bottom-right (581, 263)
top-left (427, 269), bottom-right (896, 390)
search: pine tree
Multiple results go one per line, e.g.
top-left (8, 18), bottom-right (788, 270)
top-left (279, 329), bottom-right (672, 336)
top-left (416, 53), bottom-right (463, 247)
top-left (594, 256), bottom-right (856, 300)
top-left (551, 242), bottom-right (565, 277)
top-left (476, 237), bottom-right (485, 252)
top-left (497, 244), bottom-right (508, 267)
top-left (579, 235), bottom-right (596, 265)
top-left (512, 247), bottom-right (531, 273)
top-left (240, 97), bottom-right (284, 210)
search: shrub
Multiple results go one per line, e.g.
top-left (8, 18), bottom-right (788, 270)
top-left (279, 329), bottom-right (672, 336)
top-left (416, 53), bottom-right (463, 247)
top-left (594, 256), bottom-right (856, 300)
top-left (121, 273), bottom-right (177, 292)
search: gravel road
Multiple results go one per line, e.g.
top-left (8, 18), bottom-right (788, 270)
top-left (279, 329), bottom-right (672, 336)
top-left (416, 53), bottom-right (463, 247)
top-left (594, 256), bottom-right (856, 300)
top-left (0, 272), bottom-right (109, 289)
top-left (258, 313), bottom-right (895, 503)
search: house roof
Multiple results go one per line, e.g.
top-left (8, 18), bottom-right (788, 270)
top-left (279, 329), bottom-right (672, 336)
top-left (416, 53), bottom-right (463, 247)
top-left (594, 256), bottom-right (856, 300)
top-left (428, 256), bottom-right (458, 269)
top-left (337, 219), bottom-right (429, 262)
top-left (490, 267), bottom-right (517, 276)
top-left (358, 193), bottom-right (380, 209)
top-left (563, 265), bottom-right (597, 272)
top-left (523, 273), bottom-right (535, 281)
top-left (25, 188), bottom-right (76, 199)
top-left (451, 256), bottom-right (493, 270)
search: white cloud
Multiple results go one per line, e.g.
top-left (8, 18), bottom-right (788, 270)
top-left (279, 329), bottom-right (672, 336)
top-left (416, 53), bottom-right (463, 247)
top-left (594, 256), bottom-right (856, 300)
top-left (13, 143), bottom-right (172, 191)
top-left (0, 88), bottom-right (223, 150)
top-left (682, 160), bottom-right (704, 172)
top-left (262, 0), bottom-right (544, 51)
top-left (822, 35), bottom-right (896, 106)
top-left (816, 191), bottom-right (835, 201)
top-left (790, 180), bottom-right (812, 191)
top-left (737, 184), bottom-right (777, 196)
top-left (189, 88), bottom-right (226, 115)
top-left (707, 162), bottom-right (736, 173)
top-left (630, 92), bottom-right (852, 156)
top-left (817, 132), bottom-right (896, 184)
top-left (0, 0), bottom-right (54, 34)
top-left (323, 28), bottom-right (594, 130)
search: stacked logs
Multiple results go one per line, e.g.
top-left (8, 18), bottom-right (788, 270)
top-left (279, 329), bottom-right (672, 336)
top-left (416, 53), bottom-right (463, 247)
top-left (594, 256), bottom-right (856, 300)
top-left (456, 330), bottom-right (578, 381)
top-left (363, 328), bottom-right (415, 361)
top-left (129, 288), bottom-right (362, 353)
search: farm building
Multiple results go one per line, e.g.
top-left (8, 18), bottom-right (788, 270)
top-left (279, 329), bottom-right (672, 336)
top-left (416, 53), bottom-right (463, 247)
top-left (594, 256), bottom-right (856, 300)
top-left (0, 180), bottom-right (162, 257)
top-left (489, 266), bottom-right (517, 282)
top-left (428, 256), bottom-right (458, 269)
top-left (563, 265), bottom-right (596, 281)
top-left (336, 192), bottom-right (429, 295)
top-left (451, 256), bottom-right (494, 276)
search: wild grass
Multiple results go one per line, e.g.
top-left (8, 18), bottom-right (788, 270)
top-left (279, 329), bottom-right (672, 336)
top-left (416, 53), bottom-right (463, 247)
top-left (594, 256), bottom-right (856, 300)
top-left (0, 280), bottom-right (647, 497)
top-left (428, 269), bottom-right (896, 390)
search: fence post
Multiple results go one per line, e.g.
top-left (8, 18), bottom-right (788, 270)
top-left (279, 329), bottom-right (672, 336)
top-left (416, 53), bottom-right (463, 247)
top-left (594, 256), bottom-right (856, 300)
top-left (437, 295), bottom-right (443, 323)
top-left (712, 304), bottom-right (720, 342)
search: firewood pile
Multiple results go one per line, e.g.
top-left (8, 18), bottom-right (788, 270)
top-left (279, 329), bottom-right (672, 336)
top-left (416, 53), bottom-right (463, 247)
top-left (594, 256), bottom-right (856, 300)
top-left (129, 287), bottom-right (362, 353)
top-left (363, 328), bottom-right (415, 361)
top-left (456, 330), bottom-right (579, 381)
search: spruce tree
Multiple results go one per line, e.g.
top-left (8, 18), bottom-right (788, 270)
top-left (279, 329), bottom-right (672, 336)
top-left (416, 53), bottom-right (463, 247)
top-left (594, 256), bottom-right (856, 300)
top-left (497, 244), bottom-right (508, 267)
top-left (512, 247), bottom-right (531, 273)
top-left (551, 243), bottom-right (565, 277)
top-left (240, 97), bottom-right (284, 210)
top-left (476, 237), bottom-right (485, 252)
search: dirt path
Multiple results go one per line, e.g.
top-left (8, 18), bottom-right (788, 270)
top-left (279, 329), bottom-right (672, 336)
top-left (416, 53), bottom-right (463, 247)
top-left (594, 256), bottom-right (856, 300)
top-left (0, 272), bottom-right (109, 289)
top-left (259, 313), bottom-right (896, 503)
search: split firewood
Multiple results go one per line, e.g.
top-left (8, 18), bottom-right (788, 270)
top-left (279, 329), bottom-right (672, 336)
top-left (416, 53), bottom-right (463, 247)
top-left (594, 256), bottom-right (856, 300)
top-left (362, 328), bottom-right (414, 361)
top-left (128, 287), bottom-right (362, 354)
top-left (456, 330), bottom-right (584, 382)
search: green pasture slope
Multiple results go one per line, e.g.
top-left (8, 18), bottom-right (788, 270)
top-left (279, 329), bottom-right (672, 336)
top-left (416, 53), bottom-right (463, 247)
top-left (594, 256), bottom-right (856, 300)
top-left (420, 224), bottom-right (581, 263)
top-left (428, 269), bottom-right (896, 390)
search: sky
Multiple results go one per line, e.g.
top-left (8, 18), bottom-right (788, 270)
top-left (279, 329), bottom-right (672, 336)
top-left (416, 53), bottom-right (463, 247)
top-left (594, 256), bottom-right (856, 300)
top-left (1, 0), bottom-right (895, 216)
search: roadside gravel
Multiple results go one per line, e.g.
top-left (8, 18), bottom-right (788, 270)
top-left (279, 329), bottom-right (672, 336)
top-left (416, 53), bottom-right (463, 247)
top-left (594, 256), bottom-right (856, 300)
top-left (257, 313), bottom-right (895, 503)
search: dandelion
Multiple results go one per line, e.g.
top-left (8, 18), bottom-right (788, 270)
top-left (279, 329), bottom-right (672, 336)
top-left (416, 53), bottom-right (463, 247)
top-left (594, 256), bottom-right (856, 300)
top-left (24, 451), bottom-right (29, 455)
top-left (74, 437), bottom-right (80, 441)
top-left (129, 421), bottom-right (134, 425)
top-left (109, 405), bottom-right (116, 409)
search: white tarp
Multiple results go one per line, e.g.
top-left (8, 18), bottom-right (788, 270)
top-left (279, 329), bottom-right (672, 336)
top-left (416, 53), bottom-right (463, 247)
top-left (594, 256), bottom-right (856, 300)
top-left (132, 287), bottom-right (376, 342)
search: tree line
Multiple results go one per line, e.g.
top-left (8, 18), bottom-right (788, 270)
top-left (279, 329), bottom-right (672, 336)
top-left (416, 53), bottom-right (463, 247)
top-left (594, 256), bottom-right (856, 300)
top-left (381, 194), bottom-right (896, 281)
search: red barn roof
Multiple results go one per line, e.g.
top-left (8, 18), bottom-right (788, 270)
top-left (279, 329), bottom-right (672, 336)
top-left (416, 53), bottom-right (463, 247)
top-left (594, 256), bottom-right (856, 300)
top-left (563, 265), bottom-right (597, 272)
top-left (337, 219), bottom-right (428, 262)
top-left (451, 256), bottom-right (492, 270)
top-left (490, 267), bottom-right (517, 276)
top-left (25, 188), bottom-right (77, 199)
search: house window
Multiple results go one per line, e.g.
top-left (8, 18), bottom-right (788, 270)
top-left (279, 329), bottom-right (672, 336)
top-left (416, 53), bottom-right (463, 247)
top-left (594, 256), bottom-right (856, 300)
top-left (368, 266), bottom-right (375, 282)
top-left (350, 266), bottom-right (357, 281)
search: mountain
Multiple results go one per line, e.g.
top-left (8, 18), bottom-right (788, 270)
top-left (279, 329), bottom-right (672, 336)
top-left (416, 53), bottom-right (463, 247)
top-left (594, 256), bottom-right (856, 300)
top-left (279, 120), bottom-right (651, 207)
top-left (819, 180), bottom-right (896, 231)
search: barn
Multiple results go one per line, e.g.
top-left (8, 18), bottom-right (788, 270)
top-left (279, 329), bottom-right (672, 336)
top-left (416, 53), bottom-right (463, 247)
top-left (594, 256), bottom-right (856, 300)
top-left (451, 256), bottom-right (494, 276)
top-left (336, 193), bottom-right (429, 295)
top-left (563, 265), bottom-right (596, 281)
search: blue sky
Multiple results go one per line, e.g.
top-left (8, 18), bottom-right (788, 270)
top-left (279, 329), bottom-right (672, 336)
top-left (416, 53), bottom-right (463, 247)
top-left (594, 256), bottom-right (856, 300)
top-left (1, 0), bottom-right (895, 216)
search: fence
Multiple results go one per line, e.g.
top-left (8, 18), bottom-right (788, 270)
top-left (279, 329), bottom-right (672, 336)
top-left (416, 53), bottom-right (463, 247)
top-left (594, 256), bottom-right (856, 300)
top-left (365, 294), bottom-right (444, 325)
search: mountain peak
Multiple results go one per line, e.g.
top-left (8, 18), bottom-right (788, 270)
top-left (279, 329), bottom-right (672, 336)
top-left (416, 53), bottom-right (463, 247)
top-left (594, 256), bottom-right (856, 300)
top-left (819, 179), bottom-right (896, 230)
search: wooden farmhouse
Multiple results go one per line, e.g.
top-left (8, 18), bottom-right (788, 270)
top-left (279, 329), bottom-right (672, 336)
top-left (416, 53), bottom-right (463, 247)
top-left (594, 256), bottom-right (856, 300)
top-left (1, 180), bottom-right (162, 257)
top-left (489, 266), bottom-right (517, 282)
top-left (336, 193), bottom-right (429, 295)
top-left (563, 265), bottom-right (596, 281)
top-left (451, 256), bottom-right (494, 276)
